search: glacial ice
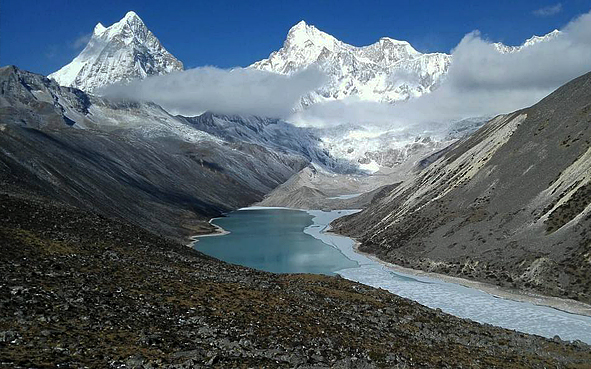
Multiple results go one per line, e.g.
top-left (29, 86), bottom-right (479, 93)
top-left (305, 209), bottom-right (591, 344)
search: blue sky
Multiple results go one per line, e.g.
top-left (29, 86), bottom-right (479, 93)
top-left (1, 0), bottom-right (590, 75)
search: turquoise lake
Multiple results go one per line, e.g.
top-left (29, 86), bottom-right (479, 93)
top-left (193, 209), bottom-right (358, 275)
top-left (192, 208), bottom-right (591, 344)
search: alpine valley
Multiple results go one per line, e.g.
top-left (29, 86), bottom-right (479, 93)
top-left (2, 10), bottom-right (591, 368)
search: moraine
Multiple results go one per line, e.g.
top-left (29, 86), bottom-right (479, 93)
top-left (194, 207), bottom-right (591, 344)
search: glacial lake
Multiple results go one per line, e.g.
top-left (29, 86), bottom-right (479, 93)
top-left (193, 208), bottom-right (591, 344)
top-left (193, 208), bottom-right (358, 274)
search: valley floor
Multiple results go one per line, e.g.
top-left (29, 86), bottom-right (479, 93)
top-left (194, 207), bottom-right (591, 320)
top-left (2, 193), bottom-right (591, 368)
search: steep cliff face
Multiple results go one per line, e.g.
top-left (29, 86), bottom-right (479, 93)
top-left (48, 11), bottom-right (183, 93)
top-left (333, 71), bottom-right (591, 303)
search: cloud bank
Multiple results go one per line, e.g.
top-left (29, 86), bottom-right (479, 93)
top-left (71, 33), bottom-right (92, 49)
top-left (102, 10), bottom-right (591, 130)
top-left (101, 66), bottom-right (326, 117)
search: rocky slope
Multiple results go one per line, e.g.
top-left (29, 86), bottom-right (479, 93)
top-left (255, 118), bottom-right (488, 210)
top-left (178, 112), bottom-right (352, 173)
top-left (333, 71), bottom-right (591, 304)
top-left (48, 11), bottom-right (183, 93)
top-left (2, 193), bottom-right (590, 368)
top-left (0, 66), bottom-right (315, 241)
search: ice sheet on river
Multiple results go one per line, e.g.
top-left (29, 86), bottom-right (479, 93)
top-left (304, 209), bottom-right (591, 344)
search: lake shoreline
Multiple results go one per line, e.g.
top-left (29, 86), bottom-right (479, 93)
top-left (194, 208), bottom-right (357, 275)
top-left (344, 238), bottom-right (591, 318)
top-left (190, 207), bottom-right (591, 342)
top-left (187, 218), bottom-right (229, 247)
top-left (195, 207), bottom-right (591, 324)
top-left (298, 207), bottom-right (591, 318)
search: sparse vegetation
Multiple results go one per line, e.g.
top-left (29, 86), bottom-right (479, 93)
top-left (2, 194), bottom-right (590, 368)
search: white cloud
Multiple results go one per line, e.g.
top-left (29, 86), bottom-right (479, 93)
top-left (533, 3), bottom-right (563, 17)
top-left (101, 66), bottom-right (326, 117)
top-left (71, 33), bottom-right (92, 49)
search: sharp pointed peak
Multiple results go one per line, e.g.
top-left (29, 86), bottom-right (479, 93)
top-left (94, 22), bottom-right (106, 35)
top-left (281, 20), bottom-right (342, 53)
top-left (102, 10), bottom-right (148, 36)
top-left (49, 10), bottom-right (183, 93)
top-left (286, 20), bottom-right (333, 41)
top-left (123, 11), bottom-right (141, 21)
top-left (379, 37), bottom-right (409, 44)
top-left (113, 11), bottom-right (146, 29)
top-left (90, 12), bottom-right (145, 39)
top-left (288, 20), bottom-right (318, 34)
top-left (288, 20), bottom-right (311, 34)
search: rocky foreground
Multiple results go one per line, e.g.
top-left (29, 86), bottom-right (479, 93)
top-left (1, 194), bottom-right (590, 368)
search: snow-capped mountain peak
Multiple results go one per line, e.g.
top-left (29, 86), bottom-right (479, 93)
top-left (101, 10), bottom-right (148, 42)
top-left (93, 23), bottom-right (107, 35)
top-left (48, 11), bottom-right (183, 93)
top-left (494, 29), bottom-right (561, 53)
top-left (250, 20), bottom-right (451, 105)
top-left (285, 20), bottom-right (338, 49)
top-left (359, 37), bottom-right (421, 67)
top-left (252, 22), bottom-right (565, 107)
top-left (523, 29), bottom-right (560, 47)
top-left (123, 10), bottom-right (140, 20)
top-left (252, 20), bottom-right (342, 75)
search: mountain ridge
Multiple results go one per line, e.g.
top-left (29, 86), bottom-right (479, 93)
top-left (1, 66), bottom-right (317, 241)
top-left (250, 20), bottom-right (562, 106)
top-left (332, 71), bottom-right (591, 304)
top-left (250, 20), bottom-right (451, 105)
top-left (48, 12), bottom-right (562, 108)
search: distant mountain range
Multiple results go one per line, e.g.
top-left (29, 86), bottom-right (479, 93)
top-left (44, 12), bottom-right (569, 173)
top-left (48, 12), bottom-right (562, 106)
top-left (250, 20), bottom-right (450, 105)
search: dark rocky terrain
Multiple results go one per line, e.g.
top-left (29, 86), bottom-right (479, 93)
top-left (333, 71), bottom-right (591, 305)
top-left (2, 193), bottom-right (591, 368)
